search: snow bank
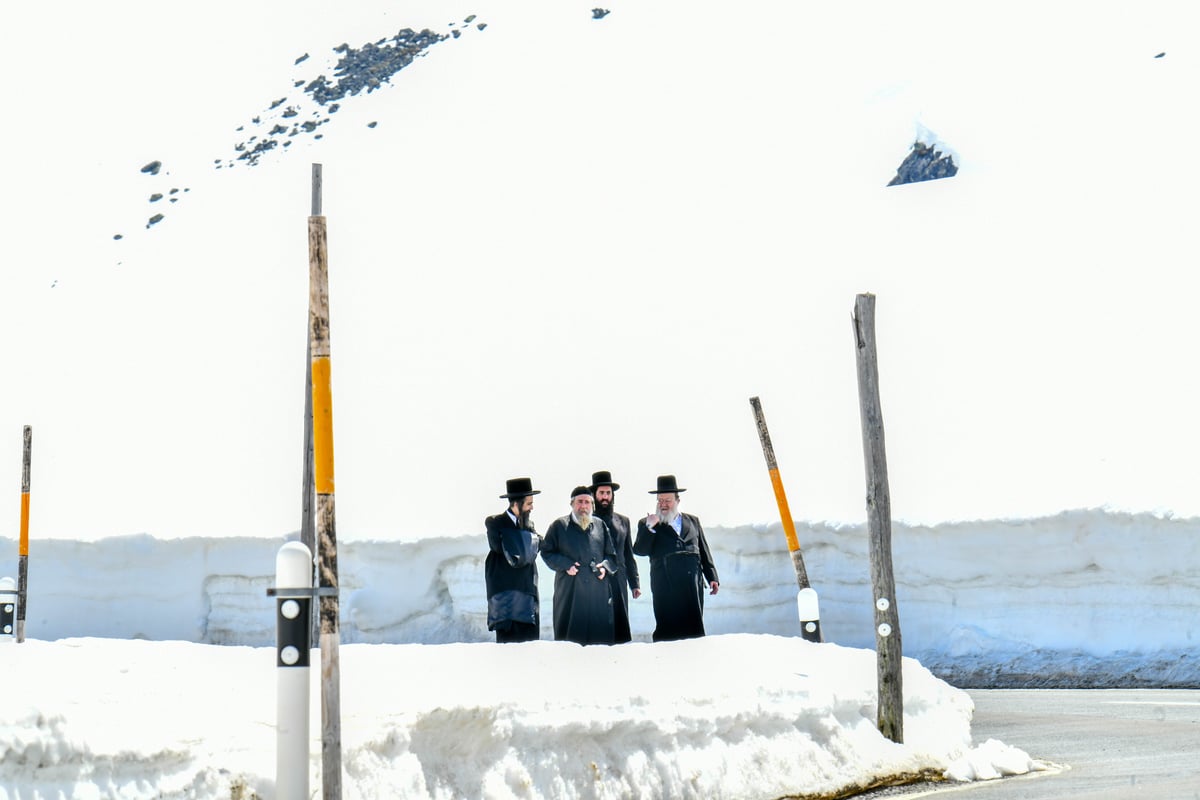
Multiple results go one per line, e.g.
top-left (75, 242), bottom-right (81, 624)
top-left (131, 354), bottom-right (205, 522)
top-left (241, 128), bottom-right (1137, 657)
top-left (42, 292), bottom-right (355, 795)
top-left (2, 509), bottom-right (1196, 687)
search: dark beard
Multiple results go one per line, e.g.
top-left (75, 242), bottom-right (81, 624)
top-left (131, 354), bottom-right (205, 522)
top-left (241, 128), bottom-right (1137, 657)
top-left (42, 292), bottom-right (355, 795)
top-left (595, 498), bottom-right (614, 516)
top-left (516, 509), bottom-right (531, 529)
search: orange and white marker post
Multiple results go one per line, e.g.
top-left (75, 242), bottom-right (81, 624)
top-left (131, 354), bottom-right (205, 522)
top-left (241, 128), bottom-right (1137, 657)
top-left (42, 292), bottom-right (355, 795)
top-left (308, 163), bottom-right (342, 800)
top-left (749, 397), bottom-right (821, 642)
top-left (17, 425), bottom-right (31, 643)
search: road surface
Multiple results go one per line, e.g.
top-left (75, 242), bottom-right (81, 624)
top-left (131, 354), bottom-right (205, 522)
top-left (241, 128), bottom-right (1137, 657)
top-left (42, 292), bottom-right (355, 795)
top-left (863, 689), bottom-right (1200, 799)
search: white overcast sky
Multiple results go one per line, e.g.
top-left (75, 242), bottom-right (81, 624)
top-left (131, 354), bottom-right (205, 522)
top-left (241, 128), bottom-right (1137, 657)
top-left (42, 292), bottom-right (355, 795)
top-left (2, 0), bottom-right (1197, 541)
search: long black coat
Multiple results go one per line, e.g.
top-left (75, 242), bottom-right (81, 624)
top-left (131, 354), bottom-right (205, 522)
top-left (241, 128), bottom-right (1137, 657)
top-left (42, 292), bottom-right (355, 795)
top-left (484, 511), bottom-right (541, 633)
top-left (541, 516), bottom-right (624, 645)
top-left (596, 510), bottom-right (639, 643)
top-left (633, 512), bottom-right (718, 642)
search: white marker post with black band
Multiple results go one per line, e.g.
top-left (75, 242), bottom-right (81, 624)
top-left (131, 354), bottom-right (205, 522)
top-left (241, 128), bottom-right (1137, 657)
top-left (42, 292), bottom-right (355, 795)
top-left (0, 576), bottom-right (16, 641)
top-left (797, 587), bottom-right (822, 643)
top-left (273, 541), bottom-right (314, 799)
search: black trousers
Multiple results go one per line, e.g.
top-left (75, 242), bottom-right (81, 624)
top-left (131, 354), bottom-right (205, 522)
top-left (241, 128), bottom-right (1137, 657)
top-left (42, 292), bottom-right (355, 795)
top-left (495, 621), bottom-right (539, 643)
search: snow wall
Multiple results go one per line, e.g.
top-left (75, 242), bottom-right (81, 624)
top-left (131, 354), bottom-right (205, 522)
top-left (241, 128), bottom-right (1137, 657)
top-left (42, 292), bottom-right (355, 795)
top-left (1, 508), bottom-right (1196, 688)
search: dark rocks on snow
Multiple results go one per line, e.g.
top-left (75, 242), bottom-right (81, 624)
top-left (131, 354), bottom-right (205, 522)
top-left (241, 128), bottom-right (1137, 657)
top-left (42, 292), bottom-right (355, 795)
top-left (593, 8), bottom-right (611, 19)
top-left (223, 20), bottom-right (478, 168)
top-left (304, 28), bottom-right (448, 106)
top-left (146, 213), bottom-right (165, 229)
top-left (150, 193), bottom-right (163, 202)
top-left (887, 142), bottom-right (958, 187)
top-left (140, 160), bottom-right (162, 175)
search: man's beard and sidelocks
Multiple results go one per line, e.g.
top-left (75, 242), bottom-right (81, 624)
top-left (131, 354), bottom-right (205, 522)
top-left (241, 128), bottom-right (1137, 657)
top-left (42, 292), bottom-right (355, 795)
top-left (657, 495), bottom-right (680, 526)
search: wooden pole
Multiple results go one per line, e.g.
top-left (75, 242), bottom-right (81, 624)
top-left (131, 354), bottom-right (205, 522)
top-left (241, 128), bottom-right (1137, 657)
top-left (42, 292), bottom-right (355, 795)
top-left (302, 341), bottom-right (317, 646)
top-left (16, 425), bottom-right (31, 643)
top-left (852, 293), bottom-right (903, 743)
top-left (301, 164), bottom-right (319, 645)
top-left (308, 163), bottom-right (342, 799)
top-left (748, 397), bottom-right (810, 590)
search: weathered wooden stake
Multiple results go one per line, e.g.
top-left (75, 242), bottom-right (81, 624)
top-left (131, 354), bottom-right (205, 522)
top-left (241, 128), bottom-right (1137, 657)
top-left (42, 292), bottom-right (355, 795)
top-left (302, 340), bottom-right (317, 645)
top-left (852, 293), bottom-right (903, 743)
top-left (308, 163), bottom-right (342, 800)
top-left (749, 397), bottom-right (811, 590)
top-left (17, 426), bottom-right (31, 643)
top-left (301, 163), bottom-right (320, 645)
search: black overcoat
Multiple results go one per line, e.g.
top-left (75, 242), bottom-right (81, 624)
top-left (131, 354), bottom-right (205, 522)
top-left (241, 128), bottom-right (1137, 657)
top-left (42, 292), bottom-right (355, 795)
top-left (596, 509), bottom-right (639, 643)
top-left (484, 511), bottom-right (541, 633)
top-left (632, 512), bottom-right (718, 641)
top-left (541, 515), bottom-right (624, 645)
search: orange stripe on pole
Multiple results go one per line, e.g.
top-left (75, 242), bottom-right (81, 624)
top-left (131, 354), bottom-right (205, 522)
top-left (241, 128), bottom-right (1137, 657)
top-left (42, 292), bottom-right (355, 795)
top-left (311, 356), bottom-right (335, 494)
top-left (768, 469), bottom-right (800, 552)
top-left (19, 493), bottom-right (30, 555)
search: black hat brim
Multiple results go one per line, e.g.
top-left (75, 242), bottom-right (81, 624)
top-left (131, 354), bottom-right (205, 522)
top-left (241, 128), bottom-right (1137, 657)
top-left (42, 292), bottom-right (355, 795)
top-left (501, 490), bottom-right (542, 499)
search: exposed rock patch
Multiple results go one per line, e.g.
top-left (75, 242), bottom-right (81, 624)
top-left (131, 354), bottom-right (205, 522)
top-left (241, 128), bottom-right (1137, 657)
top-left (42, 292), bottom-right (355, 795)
top-left (888, 140), bottom-right (958, 186)
top-left (220, 17), bottom-right (484, 169)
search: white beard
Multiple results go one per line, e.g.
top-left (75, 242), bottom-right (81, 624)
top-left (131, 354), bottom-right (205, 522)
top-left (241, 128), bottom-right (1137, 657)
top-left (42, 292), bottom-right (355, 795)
top-left (572, 512), bottom-right (592, 529)
top-left (659, 508), bottom-right (680, 526)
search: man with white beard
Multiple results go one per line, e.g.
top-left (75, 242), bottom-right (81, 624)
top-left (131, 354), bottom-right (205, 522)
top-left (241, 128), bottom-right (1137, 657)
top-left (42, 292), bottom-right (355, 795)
top-left (590, 470), bottom-right (640, 643)
top-left (633, 475), bottom-right (720, 642)
top-left (540, 486), bottom-right (623, 645)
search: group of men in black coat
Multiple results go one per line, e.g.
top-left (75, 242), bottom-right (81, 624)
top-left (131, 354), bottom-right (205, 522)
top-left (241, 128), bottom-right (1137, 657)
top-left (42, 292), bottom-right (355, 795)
top-left (484, 472), bottom-right (720, 645)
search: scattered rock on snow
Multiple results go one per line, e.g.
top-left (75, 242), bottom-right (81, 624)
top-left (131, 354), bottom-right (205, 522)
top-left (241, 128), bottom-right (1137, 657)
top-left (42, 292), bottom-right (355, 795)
top-left (888, 141), bottom-right (958, 186)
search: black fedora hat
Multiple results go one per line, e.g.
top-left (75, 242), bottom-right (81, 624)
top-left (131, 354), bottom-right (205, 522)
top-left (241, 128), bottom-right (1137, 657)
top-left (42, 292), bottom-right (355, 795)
top-left (589, 470), bottom-right (620, 491)
top-left (500, 477), bottom-right (541, 499)
top-left (648, 474), bottom-right (686, 494)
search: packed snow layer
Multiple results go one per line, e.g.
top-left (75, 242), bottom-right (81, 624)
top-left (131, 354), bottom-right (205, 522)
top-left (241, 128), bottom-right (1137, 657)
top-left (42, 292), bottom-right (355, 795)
top-left (2, 509), bottom-right (1196, 687)
top-left (0, 636), bottom-right (1044, 800)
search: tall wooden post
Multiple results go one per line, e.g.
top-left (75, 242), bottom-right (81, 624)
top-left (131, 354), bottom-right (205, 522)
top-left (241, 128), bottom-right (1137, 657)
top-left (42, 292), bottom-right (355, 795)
top-left (16, 426), bottom-right (31, 643)
top-left (302, 341), bottom-right (317, 646)
top-left (748, 397), bottom-right (810, 590)
top-left (301, 166), bottom-right (319, 645)
top-left (308, 163), bottom-right (342, 799)
top-left (852, 293), bottom-right (903, 743)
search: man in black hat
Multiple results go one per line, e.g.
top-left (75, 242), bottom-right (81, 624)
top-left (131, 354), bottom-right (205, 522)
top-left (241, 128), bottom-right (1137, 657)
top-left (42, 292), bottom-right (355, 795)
top-left (590, 470), bottom-right (640, 643)
top-left (485, 477), bottom-right (543, 643)
top-left (633, 475), bottom-right (720, 642)
top-left (541, 486), bottom-right (624, 645)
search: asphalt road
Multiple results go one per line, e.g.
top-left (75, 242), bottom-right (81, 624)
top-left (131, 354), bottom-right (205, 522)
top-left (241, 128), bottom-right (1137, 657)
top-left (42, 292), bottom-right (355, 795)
top-left (863, 689), bottom-right (1200, 800)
